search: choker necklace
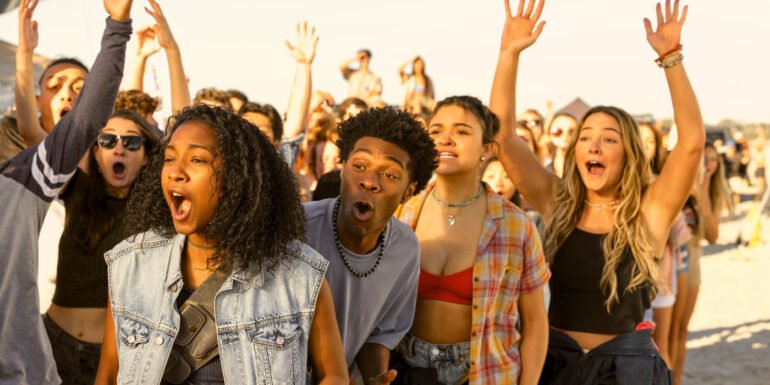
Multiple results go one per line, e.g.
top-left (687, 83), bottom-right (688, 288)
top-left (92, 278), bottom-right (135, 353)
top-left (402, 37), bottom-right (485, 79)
top-left (431, 184), bottom-right (483, 226)
top-left (187, 238), bottom-right (217, 250)
top-left (332, 198), bottom-right (385, 278)
top-left (584, 200), bottom-right (618, 212)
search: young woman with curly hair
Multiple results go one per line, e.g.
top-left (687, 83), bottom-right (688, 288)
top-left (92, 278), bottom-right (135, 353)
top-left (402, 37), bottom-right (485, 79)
top-left (490, 0), bottom-right (703, 383)
top-left (94, 105), bottom-right (347, 385)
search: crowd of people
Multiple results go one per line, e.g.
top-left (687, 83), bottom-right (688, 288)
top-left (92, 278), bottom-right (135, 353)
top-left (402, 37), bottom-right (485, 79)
top-left (0, 0), bottom-right (751, 384)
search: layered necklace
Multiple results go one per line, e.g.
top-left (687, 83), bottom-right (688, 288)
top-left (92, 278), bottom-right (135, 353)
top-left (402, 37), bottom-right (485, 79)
top-left (332, 199), bottom-right (385, 278)
top-left (584, 200), bottom-right (619, 212)
top-left (431, 184), bottom-right (483, 226)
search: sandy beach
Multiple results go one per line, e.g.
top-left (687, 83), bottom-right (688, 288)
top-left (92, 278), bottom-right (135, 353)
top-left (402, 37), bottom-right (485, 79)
top-left (682, 201), bottom-right (770, 385)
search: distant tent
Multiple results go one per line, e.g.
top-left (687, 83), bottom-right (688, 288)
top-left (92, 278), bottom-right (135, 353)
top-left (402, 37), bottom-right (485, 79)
top-left (0, 39), bottom-right (51, 111)
top-left (1, 0), bottom-right (20, 14)
top-left (556, 97), bottom-right (591, 120)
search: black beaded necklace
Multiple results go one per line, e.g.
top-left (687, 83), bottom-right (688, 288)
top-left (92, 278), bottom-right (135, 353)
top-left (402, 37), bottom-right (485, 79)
top-left (332, 198), bottom-right (385, 278)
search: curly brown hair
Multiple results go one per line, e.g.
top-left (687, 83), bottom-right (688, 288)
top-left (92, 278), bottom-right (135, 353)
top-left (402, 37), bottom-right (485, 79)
top-left (194, 87), bottom-right (234, 111)
top-left (115, 90), bottom-right (160, 117)
top-left (125, 105), bottom-right (306, 274)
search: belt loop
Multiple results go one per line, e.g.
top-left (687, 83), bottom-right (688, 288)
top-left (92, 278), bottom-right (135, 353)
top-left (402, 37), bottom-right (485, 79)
top-left (407, 333), bottom-right (416, 357)
top-left (452, 343), bottom-right (460, 364)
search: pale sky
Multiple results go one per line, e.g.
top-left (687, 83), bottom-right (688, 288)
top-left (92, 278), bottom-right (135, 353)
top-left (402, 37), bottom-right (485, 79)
top-left (0, 0), bottom-right (768, 125)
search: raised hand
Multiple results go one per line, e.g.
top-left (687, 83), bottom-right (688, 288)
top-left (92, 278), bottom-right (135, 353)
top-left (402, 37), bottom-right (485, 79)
top-left (104, 0), bottom-right (132, 21)
top-left (644, 0), bottom-right (688, 56)
top-left (145, 0), bottom-right (178, 50)
top-left (500, 0), bottom-right (546, 54)
top-left (17, 0), bottom-right (39, 53)
top-left (136, 26), bottom-right (161, 58)
top-left (285, 21), bottom-right (319, 64)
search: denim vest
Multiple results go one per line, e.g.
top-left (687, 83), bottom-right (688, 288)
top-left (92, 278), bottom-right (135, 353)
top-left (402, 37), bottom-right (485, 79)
top-left (105, 231), bottom-right (328, 385)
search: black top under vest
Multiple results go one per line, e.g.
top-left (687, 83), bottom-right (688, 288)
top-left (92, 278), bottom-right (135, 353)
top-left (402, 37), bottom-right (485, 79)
top-left (549, 228), bottom-right (651, 334)
top-left (161, 286), bottom-right (224, 385)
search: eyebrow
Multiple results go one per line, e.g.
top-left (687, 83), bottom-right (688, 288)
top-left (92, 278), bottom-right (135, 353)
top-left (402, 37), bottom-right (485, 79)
top-left (46, 75), bottom-right (85, 84)
top-left (103, 128), bottom-right (141, 135)
top-left (429, 122), bottom-right (474, 130)
top-left (351, 148), bottom-right (406, 170)
top-left (580, 126), bottom-right (621, 135)
top-left (165, 144), bottom-right (216, 154)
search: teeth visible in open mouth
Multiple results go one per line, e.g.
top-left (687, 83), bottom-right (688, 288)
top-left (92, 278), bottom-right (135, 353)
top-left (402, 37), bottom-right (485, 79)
top-left (171, 192), bottom-right (183, 206)
top-left (438, 152), bottom-right (457, 159)
top-left (587, 161), bottom-right (605, 173)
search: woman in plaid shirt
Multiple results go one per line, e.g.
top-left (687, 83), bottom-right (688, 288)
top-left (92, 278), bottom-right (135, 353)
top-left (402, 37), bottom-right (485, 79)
top-left (393, 3), bottom-right (551, 384)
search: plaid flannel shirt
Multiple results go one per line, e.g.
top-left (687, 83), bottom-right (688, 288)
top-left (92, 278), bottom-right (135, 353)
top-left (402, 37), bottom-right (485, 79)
top-left (396, 182), bottom-right (550, 384)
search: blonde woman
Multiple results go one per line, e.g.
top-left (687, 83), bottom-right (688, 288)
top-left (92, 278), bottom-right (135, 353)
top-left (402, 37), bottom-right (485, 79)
top-left (490, 0), bottom-right (703, 383)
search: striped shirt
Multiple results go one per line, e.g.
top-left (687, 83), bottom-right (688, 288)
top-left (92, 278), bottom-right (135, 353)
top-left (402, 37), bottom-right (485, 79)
top-left (396, 182), bottom-right (550, 384)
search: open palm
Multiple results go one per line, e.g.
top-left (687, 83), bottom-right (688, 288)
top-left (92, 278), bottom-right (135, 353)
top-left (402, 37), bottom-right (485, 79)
top-left (18, 0), bottom-right (39, 52)
top-left (285, 21), bottom-right (319, 64)
top-left (500, 0), bottom-right (546, 54)
top-left (644, 0), bottom-right (688, 56)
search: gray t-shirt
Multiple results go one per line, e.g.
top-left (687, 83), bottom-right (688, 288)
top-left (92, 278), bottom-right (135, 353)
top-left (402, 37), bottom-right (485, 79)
top-left (304, 198), bottom-right (419, 370)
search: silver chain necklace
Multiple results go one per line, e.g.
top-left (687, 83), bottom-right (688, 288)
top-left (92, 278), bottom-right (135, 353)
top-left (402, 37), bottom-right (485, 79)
top-left (431, 184), bottom-right (483, 226)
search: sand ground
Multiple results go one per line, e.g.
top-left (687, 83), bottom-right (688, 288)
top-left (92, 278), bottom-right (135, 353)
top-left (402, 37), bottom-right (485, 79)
top-left (682, 201), bottom-right (770, 385)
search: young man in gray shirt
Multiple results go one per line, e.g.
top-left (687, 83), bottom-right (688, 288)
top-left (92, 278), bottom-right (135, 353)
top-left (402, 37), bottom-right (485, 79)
top-left (304, 107), bottom-right (437, 384)
top-left (0, 1), bottom-right (133, 383)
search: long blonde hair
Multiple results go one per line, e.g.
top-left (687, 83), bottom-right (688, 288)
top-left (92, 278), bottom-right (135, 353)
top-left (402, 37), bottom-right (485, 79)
top-left (544, 106), bottom-right (660, 311)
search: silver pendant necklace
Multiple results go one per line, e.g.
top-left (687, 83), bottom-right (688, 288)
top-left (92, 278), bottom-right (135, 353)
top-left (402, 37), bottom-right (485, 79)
top-left (431, 184), bottom-right (483, 226)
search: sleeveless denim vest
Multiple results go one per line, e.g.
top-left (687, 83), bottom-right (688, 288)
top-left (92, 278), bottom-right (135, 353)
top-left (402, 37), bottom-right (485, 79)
top-left (105, 231), bottom-right (328, 385)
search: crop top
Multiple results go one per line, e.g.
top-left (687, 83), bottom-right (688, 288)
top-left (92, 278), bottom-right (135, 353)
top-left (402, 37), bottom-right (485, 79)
top-left (548, 228), bottom-right (651, 334)
top-left (52, 170), bottom-right (129, 308)
top-left (417, 267), bottom-right (473, 306)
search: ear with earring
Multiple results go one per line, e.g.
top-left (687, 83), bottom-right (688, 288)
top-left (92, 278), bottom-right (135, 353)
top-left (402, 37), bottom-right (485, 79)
top-left (480, 156), bottom-right (486, 162)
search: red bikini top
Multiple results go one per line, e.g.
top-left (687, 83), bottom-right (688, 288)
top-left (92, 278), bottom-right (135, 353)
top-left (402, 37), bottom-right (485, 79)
top-left (417, 267), bottom-right (474, 306)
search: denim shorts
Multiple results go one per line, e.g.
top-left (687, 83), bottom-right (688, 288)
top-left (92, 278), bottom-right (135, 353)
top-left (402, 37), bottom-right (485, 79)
top-left (396, 333), bottom-right (470, 385)
top-left (43, 313), bottom-right (102, 385)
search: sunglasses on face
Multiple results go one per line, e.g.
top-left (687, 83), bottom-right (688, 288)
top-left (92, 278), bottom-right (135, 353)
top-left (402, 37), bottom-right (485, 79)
top-left (97, 133), bottom-right (146, 151)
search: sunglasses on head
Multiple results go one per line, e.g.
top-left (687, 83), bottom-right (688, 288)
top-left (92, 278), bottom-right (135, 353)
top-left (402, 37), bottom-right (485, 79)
top-left (97, 133), bottom-right (146, 151)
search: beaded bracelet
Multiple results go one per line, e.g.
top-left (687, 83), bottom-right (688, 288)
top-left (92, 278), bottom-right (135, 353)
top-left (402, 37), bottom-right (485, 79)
top-left (661, 53), bottom-right (684, 68)
top-left (654, 44), bottom-right (683, 64)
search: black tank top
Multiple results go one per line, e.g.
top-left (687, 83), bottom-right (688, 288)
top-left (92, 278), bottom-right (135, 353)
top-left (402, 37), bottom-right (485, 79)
top-left (549, 228), bottom-right (651, 334)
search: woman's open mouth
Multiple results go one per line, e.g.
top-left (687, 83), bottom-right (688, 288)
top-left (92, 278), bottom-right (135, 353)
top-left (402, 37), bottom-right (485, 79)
top-left (586, 161), bottom-right (606, 177)
top-left (169, 191), bottom-right (192, 222)
top-left (112, 162), bottom-right (126, 179)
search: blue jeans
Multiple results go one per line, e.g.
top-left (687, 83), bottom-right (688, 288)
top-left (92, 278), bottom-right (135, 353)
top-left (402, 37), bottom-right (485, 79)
top-left (396, 333), bottom-right (470, 385)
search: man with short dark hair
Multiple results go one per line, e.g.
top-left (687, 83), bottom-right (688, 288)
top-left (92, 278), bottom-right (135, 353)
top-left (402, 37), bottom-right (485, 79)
top-left (339, 49), bottom-right (383, 107)
top-left (304, 107), bottom-right (437, 384)
top-left (4, 45), bottom-right (91, 162)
